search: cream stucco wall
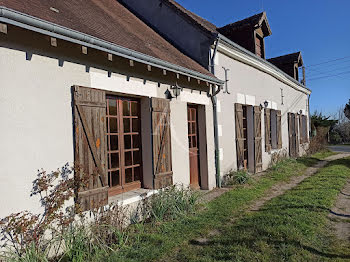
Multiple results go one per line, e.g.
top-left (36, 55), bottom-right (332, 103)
top-left (215, 47), bottom-right (310, 176)
top-left (0, 45), bottom-right (216, 218)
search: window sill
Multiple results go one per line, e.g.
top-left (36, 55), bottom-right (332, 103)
top-left (108, 188), bottom-right (157, 206)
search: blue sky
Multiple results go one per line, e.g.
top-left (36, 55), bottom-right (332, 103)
top-left (176, 0), bottom-right (350, 117)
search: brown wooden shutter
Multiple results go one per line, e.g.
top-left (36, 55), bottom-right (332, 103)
top-left (304, 116), bottom-right (309, 142)
top-left (299, 114), bottom-right (304, 144)
top-left (151, 98), bottom-right (173, 189)
top-left (277, 110), bottom-right (282, 149)
top-left (295, 114), bottom-right (300, 156)
top-left (235, 103), bottom-right (245, 170)
top-left (254, 106), bottom-right (263, 173)
top-left (73, 86), bottom-right (108, 211)
top-left (264, 108), bottom-right (271, 152)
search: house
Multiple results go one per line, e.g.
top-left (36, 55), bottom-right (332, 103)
top-left (119, 0), bottom-right (311, 180)
top-left (0, 0), bottom-right (224, 217)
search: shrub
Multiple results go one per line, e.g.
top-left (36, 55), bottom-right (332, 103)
top-left (223, 170), bottom-right (250, 186)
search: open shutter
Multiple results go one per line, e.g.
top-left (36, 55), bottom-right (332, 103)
top-left (264, 108), bottom-right (271, 152)
top-left (304, 115), bottom-right (309, 142)
top-left (299, 114), bottom-right (304, 143)
top-left (254, 106), bottom-right (263, 173)
top-left (277, 110), bottom-right (282, 149)
top-left (151, 98), bottom-right (173, 189)
top-left (73, 86), bottom-right (108, 211)
top-left (235, 103), bottom-right (245, 170)
top-left (295, 114), bottom-right (300, 156)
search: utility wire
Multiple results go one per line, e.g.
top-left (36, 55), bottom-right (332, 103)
top-left (305, 55), bottom-right (350, 68)
top-left (308, 70), bottom-right (350, 81)
top-left (307, 65), bottom-right (350, 77)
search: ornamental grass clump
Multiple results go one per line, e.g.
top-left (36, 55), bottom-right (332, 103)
top-left (145, 185), bottom-right (200, 222)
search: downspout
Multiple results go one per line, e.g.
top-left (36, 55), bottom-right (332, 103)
top-left (209, 38), bottom-right (222, 188)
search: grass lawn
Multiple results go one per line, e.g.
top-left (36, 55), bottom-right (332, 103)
top-left (312, 149), bottom-right (338, 160)
top-left (170, 157), bottom-right (350, 262)
top-left (105, 156), bottom-right (322, 261)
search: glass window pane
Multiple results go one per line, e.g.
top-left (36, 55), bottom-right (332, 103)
top-left (110, 135), bottom-right (119, 151)
top-left (108, 172), bottom-right (111, 187)
top-left (123, 101), bottom-right (130, 116)
top-left (108, 99), bottom-right (117, 115)
top-left (111, 170), bottom-right (120, 187)
top-left (132, 119), bottom-right (140, 132)
top-left (188, 122), bottom-right (191, 134)
top-left (110, 118), bottom-right (118, 133)
top-left (193, 136), bottom-right (197, 148)
top-left (124, 135), bottom-right (131, 149)
top-left (191, 109), bottom-right (196, 120)
top-left (123, 118), bottom-right (130, 133)
top-left (111, 153), bottom-right (119, 168)
top-left (131, 102), bottom-right (138, 116)
top-left (188, 136), bottom-right (192, 148)
top-left (132, 135), bottom-right (140, 148)
top-left (134, 167), bottom-right (141, 181)
top-left (125, 151), bottom-right (132, 166)
top-left (133, 151), bottom-right (141, 165)
top-left (125, 168), bottom-right (132, 183)
top-left (187, 109), bottom-right (191, 120)
top-left (192, 122), bottom-right (196, 135)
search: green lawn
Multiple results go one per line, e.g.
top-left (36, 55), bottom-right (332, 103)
top-left (106, 157), bottom-right (321, 261)
top-left (170, 157), bottom-right (350, 262)
top-left (312, 149), bottom-right (338, 160)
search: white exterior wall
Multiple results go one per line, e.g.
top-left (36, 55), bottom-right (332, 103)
top-left (214, 46), bottom-right (310, 176)
top-left (0, 46), bottom-right (216, 218)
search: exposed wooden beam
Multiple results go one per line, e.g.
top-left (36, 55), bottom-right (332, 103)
top-left (0, 23), bottom-right (7, 34)
top-left (81, 46), bottom-right (88, 55)
top-left (50, 37), bottom-right (57, 47)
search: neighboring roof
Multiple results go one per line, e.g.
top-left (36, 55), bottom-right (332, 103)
top-left (0, 0), bottom-right (216, 79)
top-left (268, 52), bottom-right (304, 67)
top-left (218, 12), bottom-right (272, 37)
top-left (164, 0), bottom-right (217, 33)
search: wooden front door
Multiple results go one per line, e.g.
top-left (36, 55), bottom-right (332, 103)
top-left (106, 96), bottom-right (142, 196)
top-left (188, 105), bottom-right (200, 189)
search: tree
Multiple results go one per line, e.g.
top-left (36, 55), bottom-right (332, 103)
top-left (345, 99), bottom-right (350, 120)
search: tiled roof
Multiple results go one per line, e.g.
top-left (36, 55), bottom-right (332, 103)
top-left (164, 0), bottom-right (218, 33)
top-left (0, 0), bottom-right (214, 77)
top-left (268, 52), bottom-right (303, 66)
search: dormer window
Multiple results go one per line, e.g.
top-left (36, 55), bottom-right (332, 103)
top-left (267, 52), bottom-right (305, 84)
top-left (217, 12), bottom-right (272, 59)
top-left (255, 34), bottom-right (264, 58)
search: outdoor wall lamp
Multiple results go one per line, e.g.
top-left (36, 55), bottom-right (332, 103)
top-left (165, 83), bottom-right (182, 100)
top-left (263, 100), bottom-right (269, 108)
top-left (170, 82), bottom-right (182, 98)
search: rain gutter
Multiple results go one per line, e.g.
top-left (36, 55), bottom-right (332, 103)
top-left (0, 6), bottom-right (224, 86)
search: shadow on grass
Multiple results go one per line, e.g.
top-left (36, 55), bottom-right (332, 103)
top-left (296, 157), bottom-right (320, 167)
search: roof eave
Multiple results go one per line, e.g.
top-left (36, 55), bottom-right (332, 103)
top-left (0, 6), bottom-right (223, 86)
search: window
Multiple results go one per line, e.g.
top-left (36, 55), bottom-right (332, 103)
top-left (106, 96), bottom-right (142, 195)
top-left (255, 35), bottom-right (264, 58)
top-left (265, 109), bottom-right (282, 151)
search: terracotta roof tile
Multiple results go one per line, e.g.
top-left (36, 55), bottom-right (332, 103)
top-left (0, 0), bottom-right (214, 77)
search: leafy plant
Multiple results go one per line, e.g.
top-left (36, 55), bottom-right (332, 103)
top-left (223, 170), bottom-right (250, 186)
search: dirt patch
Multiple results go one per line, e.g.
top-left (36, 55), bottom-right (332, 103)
top-left (199, 188), bottom-right (231, 203)
top-left (329, 179), bottom-right (350, 241)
